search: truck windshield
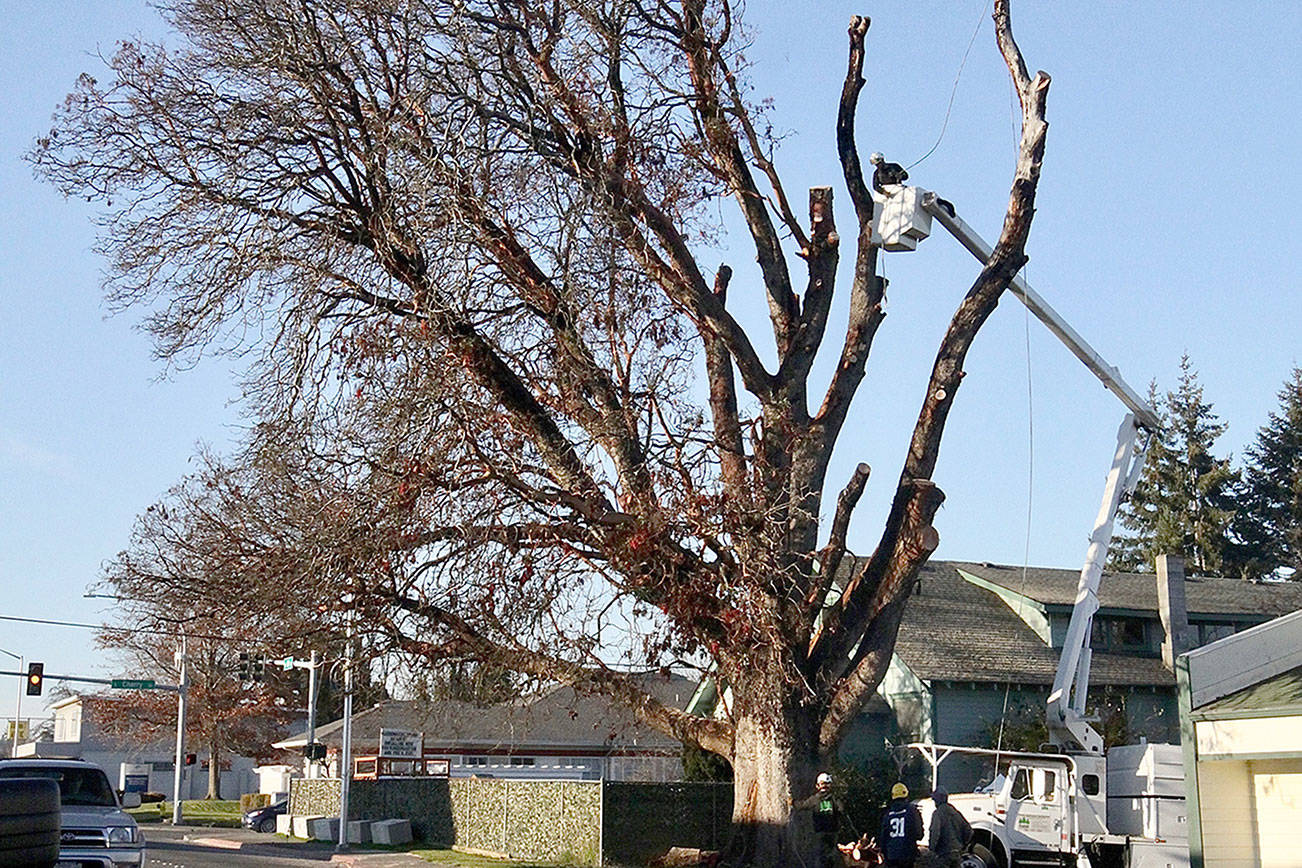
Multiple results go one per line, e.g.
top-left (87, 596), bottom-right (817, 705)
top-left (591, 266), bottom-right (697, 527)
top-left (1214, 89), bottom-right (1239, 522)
top-left (0, 767), bottom-right (117, 807)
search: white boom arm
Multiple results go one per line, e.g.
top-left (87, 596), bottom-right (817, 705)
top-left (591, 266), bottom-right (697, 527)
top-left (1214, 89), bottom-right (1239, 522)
top-left (919, 193), bottom-right (1158, 754)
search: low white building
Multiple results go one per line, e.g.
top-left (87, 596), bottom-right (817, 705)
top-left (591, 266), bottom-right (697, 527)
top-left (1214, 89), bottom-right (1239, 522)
top-left (274, 673), bottom-right (696, 783)
top-left (17, 694), bottom-right (259, 798)
top-left (1177, 608), bottom-right (1302, 868)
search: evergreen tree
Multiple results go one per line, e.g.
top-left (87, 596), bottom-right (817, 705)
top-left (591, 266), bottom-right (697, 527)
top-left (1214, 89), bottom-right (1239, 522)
top-left (1236, 367), bottom-right (1302, 580)
top-left (1110, 356), bottom-right (1239, 576)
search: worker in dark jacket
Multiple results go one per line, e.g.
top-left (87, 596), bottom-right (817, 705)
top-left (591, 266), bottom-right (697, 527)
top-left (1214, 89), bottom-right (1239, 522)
top-left (878, 782), bottom-right (924, 868)
top-left (928, 788), bottom-right (973, 867)
top-left (869, 151), bottom-right (909, 195)
top-left (793, 772), bottom-right (844, 868)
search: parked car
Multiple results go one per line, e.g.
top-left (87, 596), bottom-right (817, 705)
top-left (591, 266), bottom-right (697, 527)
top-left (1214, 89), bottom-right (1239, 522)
top-left (0, 758), bottom-right (145, 867)
top-left (242, 797), bottom-right (288, 833)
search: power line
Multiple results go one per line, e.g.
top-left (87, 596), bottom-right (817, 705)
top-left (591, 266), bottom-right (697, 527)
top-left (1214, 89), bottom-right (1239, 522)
top-left (907, 0), bottom-right (992, 172)
top-left (0, 612), bottom-right (234, 643)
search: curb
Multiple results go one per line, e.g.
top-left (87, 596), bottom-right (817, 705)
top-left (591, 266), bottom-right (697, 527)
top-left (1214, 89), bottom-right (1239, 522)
top-left (187, 836), bottom-right (243, 849)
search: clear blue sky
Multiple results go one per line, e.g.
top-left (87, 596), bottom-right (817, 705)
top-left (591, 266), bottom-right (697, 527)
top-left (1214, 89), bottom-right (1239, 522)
top-left (1, 1), bottom-right (1299, 725)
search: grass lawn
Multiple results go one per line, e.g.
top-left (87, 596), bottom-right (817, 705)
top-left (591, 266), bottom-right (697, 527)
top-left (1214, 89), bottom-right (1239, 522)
top-left (126, 799), bottom-right (242, 827)
top-left (409, 846), bottom-right (576, 867)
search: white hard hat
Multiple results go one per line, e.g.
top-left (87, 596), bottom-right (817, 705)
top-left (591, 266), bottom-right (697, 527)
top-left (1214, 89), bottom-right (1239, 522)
top-left (869, 152), bottom-right (884, 164)
top-left (817, 772), bottom-right (833, 786)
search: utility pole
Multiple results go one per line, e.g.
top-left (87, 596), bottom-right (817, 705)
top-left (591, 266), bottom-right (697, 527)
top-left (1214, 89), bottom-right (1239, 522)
top-left (14, 655), bottom-right (21, 758)
top-left (337, 618), bottom-right (355, 851)
top-left (307, 650), bottom-right (319, 779)
top-left (276, 651), bottom-right (323, 778)
top-left (171, 634), bottom-right (189, 825)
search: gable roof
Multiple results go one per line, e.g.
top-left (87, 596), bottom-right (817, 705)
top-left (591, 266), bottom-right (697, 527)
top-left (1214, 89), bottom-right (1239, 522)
top-left (279, 672), bottom-right (696, 754)
top-left (893, 561), bottom-right (1171, 686)
top-left (949, 561), bottom-right (1302, 618)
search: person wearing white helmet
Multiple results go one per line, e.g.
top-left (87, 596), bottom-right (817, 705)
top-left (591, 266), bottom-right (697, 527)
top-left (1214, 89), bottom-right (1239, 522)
top-left (869, 152), bottom-right (909, 196)
top-left (793, 771), bottom-right (844, 868)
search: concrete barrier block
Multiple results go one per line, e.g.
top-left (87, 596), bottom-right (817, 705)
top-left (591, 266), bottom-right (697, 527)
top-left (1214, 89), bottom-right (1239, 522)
top-left (291, 815), bottom-right (321, 839)
top-left (309, 816), bottom-right (340, 841)
top-left (370, 819), bottom-right (412, 845)
top-left (275, 814), bottom-right (293, 835)
top-left (346, 820), bottom-right (372, 843)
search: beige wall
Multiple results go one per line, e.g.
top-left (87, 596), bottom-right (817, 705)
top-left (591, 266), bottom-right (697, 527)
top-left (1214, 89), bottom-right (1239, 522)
top-left (1198, 760), bottom-right (1256, 868)
top-left (1249, 759), bottom-right (1302, 867)
top-left (1199, 757), bottom-right (1302, 868)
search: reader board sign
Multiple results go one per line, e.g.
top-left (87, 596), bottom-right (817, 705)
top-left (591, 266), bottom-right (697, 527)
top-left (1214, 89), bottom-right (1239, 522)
top-left (120, 763), bottom-right (152, 794)
top-left (379, 728), bottom-right (423, 759)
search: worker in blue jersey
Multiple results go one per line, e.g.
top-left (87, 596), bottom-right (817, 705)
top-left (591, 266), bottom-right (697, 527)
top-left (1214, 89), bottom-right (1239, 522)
top-left (878, 782), bottom-right (924, 868)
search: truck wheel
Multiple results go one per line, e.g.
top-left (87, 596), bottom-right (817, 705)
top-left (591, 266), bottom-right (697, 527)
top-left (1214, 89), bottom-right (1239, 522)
top-left (959, 844), bottom-right (999, 868)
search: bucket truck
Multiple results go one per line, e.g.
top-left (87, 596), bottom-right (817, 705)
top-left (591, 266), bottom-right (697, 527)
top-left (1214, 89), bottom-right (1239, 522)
top-left (873, 189), bottom-right (1187, 868)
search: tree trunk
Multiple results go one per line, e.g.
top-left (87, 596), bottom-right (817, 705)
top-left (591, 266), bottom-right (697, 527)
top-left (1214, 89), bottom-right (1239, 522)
top-left (726, 709), bottom-right (822, 868)
top-left (206, 723), bottom-right (221, 800)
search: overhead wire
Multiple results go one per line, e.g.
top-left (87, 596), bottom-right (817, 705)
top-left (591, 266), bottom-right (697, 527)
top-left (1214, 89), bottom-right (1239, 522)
top-left (0, 611), bottom-right (312, 644)
top-left (906, 0), bottom-right (992, 172)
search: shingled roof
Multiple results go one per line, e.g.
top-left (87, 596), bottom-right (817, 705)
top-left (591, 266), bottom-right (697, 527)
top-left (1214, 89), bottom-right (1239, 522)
top-left (949, 561), bottom-right (1302, 617)
top-left (279, 671), bottom-right (695, 753)
top-left (892, 561), bottom-right (1165, 686)
top-left (887, 560), bottom-right (1302, 687)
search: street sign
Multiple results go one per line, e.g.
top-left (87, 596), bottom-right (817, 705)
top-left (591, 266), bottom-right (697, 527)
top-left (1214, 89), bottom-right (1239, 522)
top-left (280, 656), bottom-right (295, 671)
top-left (110, 679), bottom-right (157, 690)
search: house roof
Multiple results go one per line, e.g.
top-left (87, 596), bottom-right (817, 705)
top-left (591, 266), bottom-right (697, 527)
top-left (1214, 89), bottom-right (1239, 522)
top-left (892, 561), bottom-right (1170, 686)
top-left (888, 560), bottom-right (1302, 687)
top-left (949, 561), bottom-right (1302, 618)
top-left (1193, 663), bottom-right (1302, 719)
top-left (278, 672), bottom-right (696, 754)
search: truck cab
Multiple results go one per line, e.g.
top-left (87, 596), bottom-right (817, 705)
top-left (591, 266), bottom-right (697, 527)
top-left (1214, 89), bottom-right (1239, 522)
top-left (913, 744), bottom-right (1093, 868)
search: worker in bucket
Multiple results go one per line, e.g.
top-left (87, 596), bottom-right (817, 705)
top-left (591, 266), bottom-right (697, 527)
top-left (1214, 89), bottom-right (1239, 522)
top-left (869, 152), bottom-right (909, 195)
top-left (928, 788), bottom-right (973, 868)
top-left (793, 771), bottom-right (844, 868)
top-left (878, 782), bottom-right (923, 868)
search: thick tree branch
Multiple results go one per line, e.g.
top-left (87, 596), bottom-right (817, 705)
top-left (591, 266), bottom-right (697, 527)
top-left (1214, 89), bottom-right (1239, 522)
top-left (704, 265), bottom-right (748, 495)
top-left (837, 16), bottom-right (874, 228)
top-left (803, 462), bottom-right (870, 634)
top-left (813, 0), bottom-right (1049, 726)
top-left (679, 0), bottom-right (798, 357)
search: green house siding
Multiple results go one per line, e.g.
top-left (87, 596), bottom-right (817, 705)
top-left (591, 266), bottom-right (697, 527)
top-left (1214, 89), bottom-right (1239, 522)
top-left (933, 684), bottom-right (1045, 747)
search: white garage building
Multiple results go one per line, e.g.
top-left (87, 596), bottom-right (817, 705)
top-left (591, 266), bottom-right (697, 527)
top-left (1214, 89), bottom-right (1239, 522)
top-left (1177, 608), bottom-right (1302, 867)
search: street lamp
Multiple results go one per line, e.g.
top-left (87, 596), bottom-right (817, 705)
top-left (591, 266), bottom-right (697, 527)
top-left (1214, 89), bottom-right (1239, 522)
top-left (0, 646), bottom-right (23, 758)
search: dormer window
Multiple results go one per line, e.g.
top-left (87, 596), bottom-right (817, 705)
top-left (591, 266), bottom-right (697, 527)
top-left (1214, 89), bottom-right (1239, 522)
top-left (1090, 616), bottom-right (1154, 655)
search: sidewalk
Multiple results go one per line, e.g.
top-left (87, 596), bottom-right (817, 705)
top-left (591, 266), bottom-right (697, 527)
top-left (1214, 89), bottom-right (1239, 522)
top-left (172, 825), bottom-right (429, 866)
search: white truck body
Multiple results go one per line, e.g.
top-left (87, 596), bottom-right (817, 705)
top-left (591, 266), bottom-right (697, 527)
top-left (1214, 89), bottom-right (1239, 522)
top-left (911, 743), bottom-right (1187, 868)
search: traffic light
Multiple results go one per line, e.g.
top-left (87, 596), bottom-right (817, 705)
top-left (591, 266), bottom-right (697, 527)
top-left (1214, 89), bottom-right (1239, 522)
top-left (25, 663), bottom-right (44, 697)
top-left (251, 654), bottom-right (265, 682)
top-left (185, 752), bottom-right (197, 766)
top-left (236, 652), bottom-right (251, 681)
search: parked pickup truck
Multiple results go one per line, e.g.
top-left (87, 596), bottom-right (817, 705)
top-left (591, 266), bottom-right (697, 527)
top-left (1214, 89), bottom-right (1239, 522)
top-left (0, 758), bottom-right (146, 868)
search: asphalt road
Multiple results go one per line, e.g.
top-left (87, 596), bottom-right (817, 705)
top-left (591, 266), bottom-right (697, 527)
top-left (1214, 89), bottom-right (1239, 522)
top-left (141, 826), bottom-right (420, 868)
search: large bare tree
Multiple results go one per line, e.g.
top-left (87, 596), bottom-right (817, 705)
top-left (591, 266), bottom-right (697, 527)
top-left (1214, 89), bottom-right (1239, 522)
top-left (37, 0), bottom-right (1049, 861)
